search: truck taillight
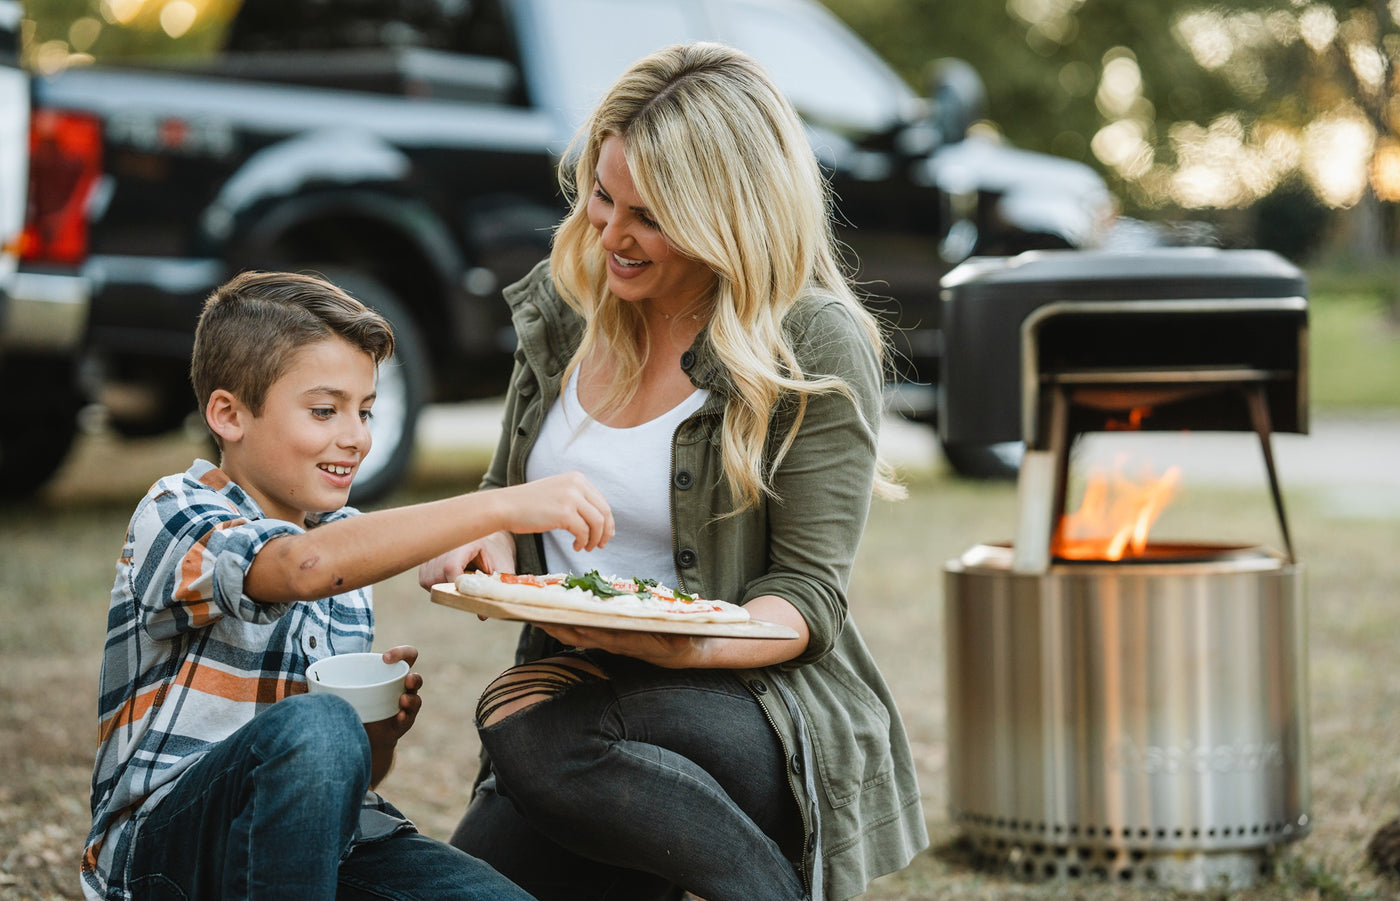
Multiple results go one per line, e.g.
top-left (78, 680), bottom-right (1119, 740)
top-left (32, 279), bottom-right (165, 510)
top-left (20, 109), bottom-right (103, 266)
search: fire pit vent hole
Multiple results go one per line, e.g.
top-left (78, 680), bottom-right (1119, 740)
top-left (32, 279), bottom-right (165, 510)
top-left (965, 832), bottom-right (1280, 887)
top-left (953, 811), bottom-right (1301, 844)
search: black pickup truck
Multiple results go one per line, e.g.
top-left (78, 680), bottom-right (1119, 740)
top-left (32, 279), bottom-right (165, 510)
top-left (23, 0), bottom-right (1119, 500)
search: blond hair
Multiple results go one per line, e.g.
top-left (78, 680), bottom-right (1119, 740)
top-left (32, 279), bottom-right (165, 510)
top-left (551, 42), bottom-right (901, 509)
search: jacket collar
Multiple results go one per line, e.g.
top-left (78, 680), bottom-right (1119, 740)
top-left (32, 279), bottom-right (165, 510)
top-left (504, 262), bottom-right (581, 391)
top-left (679, 329), bottom-right (733, 397)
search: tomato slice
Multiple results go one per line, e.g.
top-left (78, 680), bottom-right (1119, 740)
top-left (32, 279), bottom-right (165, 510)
top-left (499, 572), bottom-right (565, 586)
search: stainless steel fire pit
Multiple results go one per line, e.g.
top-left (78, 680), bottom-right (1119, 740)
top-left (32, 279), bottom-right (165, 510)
top-left (938, 248), bottom-right (1312, 889)
top-left (945, 542), bottom-right (1309, 889)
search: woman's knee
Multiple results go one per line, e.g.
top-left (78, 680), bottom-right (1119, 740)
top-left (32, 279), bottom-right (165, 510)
top-left (475, 656), bottom-right (605, 728)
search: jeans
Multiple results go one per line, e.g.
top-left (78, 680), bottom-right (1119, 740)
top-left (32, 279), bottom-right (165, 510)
top-left (450, 653), bottom-right (808, 901)
top-left (122, 693), bottom-right (531, 901)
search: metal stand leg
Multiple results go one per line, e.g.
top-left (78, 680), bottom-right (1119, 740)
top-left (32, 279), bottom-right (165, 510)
top-left (1013, 385), bottom-right (1071, 574)
top-left (1246, 385), bottom-right (1295, 564)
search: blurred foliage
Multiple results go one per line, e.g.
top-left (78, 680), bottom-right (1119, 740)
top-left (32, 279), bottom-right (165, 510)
top-left (819, 0), bottom-right (1262, 155)
top-left (23, 0), bottom-right (236, 66)
top-left (819, 0), bottom-right (1400, 258)
top-left (1254, 177), bottom-right (1335, 262)
top-left (817, 0), bottom-right (1186, 164)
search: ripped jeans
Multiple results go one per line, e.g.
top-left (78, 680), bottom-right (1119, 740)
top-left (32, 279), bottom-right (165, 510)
top-left (449, 651), bottom-right (809, 901)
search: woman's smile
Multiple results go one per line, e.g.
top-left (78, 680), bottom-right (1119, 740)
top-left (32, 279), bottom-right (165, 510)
top-left (608, 251), bottom-right (651, 278)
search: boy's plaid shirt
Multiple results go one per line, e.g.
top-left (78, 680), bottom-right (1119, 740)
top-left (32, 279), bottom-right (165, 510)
top-left (81, 459), bottom-right (381, 899)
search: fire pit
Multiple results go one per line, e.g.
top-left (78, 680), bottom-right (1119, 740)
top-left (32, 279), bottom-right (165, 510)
top-left (939, 248), bottom-right (1311, 889)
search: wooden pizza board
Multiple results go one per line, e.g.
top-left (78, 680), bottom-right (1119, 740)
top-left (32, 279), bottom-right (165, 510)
top-left (430, 584), bottom-right (800, 640)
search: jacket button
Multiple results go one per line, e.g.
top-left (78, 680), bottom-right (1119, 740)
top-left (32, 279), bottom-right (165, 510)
top-left (677, 548), bottom-right (697, 568)
top-left (791, 753), bottom-right (804, 775)
top-left (748, 679), bottom-right (767, 694)
top-left (308, 635), bottom-right (317, 649)
top-left (674, 470), bottom-right (693, 490)
top-left (679, 350), bottom-right (696, 371)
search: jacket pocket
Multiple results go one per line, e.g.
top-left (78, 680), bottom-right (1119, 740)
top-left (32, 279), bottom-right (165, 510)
top-left (791, 654), bottom-right (893, 809)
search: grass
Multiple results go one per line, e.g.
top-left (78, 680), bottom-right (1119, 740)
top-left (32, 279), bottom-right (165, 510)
top-left (1309, 295), bottom-right (1400, 410)
top-left (2, 267), bottom-right (1398, 899)
top-left (5, 425), bottom-right (1400, 900)
top-left (1306, 260), bottom-right (1400, 409)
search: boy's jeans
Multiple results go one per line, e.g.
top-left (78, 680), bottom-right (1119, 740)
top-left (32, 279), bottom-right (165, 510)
top-left (121, 693), bottom-right (529, 900)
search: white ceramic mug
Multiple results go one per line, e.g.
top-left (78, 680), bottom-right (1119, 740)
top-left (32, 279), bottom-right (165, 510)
top-left (305, 652), bottom-right (410, 723)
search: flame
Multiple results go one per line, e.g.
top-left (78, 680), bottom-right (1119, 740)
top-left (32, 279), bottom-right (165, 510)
top-left (1104, 405), bottom-right (1150, 431)
top-left (1054, 454), bottom-right (1182, 560)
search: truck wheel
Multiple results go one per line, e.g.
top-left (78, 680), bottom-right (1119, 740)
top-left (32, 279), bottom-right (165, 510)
top-left (311, 266), bottom-right (429, 506)
top-left (0, 356), bottom-right (83, 499)
top-left (106, 368), bottom-right (198, 438)
top-left (939, 439), bottom-right (1023, 481)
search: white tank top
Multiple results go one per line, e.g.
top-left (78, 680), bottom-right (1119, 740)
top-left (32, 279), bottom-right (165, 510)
top-left (526, 370), bottom-right (709, 582)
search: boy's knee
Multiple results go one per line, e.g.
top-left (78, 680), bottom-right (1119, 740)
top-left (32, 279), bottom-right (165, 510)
top-left (257, 693), bottom-right (370, 778)
top-left (274, 691), bottom-right (362, 729)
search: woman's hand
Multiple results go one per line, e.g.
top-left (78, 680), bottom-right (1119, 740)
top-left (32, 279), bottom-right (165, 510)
top-left (418, 531), bottom-right (517, 589)
top-left (363, 645), bottom-right (422, 787)
top-left (536, 624), bottom-right (709, 668)
top-left (538, 595), bottom-right (812, 670)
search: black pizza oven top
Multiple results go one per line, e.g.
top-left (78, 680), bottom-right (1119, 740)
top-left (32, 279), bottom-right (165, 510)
top-left (938, 248), bottom-right (1308, 449)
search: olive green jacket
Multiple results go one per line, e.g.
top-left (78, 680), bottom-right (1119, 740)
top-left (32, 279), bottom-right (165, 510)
top-left (481, 260), bottom-right (928, 899)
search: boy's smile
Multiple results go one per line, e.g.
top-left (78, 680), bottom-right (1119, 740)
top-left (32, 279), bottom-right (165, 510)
top-left (215, 336), bottom-right (378, 525)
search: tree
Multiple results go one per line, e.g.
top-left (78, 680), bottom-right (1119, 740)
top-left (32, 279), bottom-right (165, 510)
top-left (821, 0), bottom-right (1398, 259)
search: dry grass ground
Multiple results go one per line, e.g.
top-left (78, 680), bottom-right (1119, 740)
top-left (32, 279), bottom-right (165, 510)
top-left (3, 424), bottom-right (1399, 901)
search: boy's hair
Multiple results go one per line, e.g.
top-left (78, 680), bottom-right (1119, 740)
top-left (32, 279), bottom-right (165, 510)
top-left (190, 270), bottom-right (396, 421)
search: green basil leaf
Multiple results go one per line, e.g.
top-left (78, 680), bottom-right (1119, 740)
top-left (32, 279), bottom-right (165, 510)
top-left (562, 570), bottom-right (628, 598)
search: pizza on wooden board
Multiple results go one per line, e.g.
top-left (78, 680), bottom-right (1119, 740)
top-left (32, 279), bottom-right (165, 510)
top-left (453, 570), bottom-right (751, 624)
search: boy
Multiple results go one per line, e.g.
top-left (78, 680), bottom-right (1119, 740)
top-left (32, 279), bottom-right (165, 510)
top-left (81, 270), bottom-right (613, 900)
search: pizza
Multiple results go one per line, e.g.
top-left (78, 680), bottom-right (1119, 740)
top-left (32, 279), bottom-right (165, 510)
top-left (453, 570), bottom-right (751, 623)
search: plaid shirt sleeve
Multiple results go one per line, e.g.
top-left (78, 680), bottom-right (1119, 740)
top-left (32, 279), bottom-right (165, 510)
top-left (127, 475), bottom-right (301, 642)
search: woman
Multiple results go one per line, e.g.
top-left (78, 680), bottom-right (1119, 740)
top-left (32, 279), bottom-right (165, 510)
top-left (420, 42), bottom-right (926, 900)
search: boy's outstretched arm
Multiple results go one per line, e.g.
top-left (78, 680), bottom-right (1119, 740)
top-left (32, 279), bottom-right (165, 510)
top-left (244, 471), bottom-right (613, 604)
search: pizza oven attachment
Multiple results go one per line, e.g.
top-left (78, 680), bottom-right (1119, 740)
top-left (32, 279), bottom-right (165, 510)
top-left (938, 249), bottom-right (1311, 889)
